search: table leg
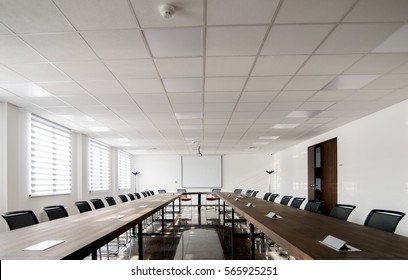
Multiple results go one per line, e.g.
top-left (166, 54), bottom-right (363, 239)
top-left (250, 223), bottom-right (255, 260)
top-left (231, 208), bottom-right (234, 259)
top-left (138, 223), bottom-right (143, 260)
top-left (172, 201), bottom-right (175, 221)
top-left (162, 208), bottom-right (165, 235)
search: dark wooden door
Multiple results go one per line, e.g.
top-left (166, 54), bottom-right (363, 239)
top-left (308, 138), bottom-right (338, 215)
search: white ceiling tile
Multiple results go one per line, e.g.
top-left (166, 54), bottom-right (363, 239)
top-left (285, 76), bottom-right (334, 90)
top-left (246, 76), bottom-right (291, 91)
top-left (139, 102), bottom-right (173, 113)
top-left (316, 23), bottom-right (403, 54)
top-left (286, 110), bottom-right (319, 118)
top-left (81, 30), bottom-right (150, 59)
top-left (175, 112), bottom-right (202, 119)
top-left (107, 105), bottom-right (142, 115)
top-left (392, 61), bottom-right (408, 74)
top-left (204, 103), bottom-right (236, 112)
top-left (207, 26), bottom-right (268, 56)
top-left (206, 57), bottom-right (255, 77)
top-left (345, 54), bottom-right (408, 75)
top-left (54, 61), bottom-right (115, 81)
top-left (163, 78), bottom-right (202, 92)
top-left (54, 0), bottom-right (138, 30)
top-left (266, 102), bottom-right (302, 111)
top-left (35, 81), bottom-right (88, 96)
top-left (297, 102), bottom-right (334, 110)
top-left (25, 96), bottom-right (67, 107)
top-left (94, 93), bottom-right (136, 106)
top-left (132, 93), bottom-right (168, 104)
top-left (363, 74), bottom-right (408, 89)
top-left (235, 102), bottom-right (268, 112)
top-left (59, 94), bottom-right (102, 106)
top-left (131, 0), bottom-right (203, 28)
top-left (299, 55), bottom-right (362, 75)
top-left (0, 36), bottom-right (46, 63)
top-left (207, 0), bottom-right (278, 25)
top-left (168, 93), bottom-right (202, 104)
top-left (382, 89), bottom-right (408, 100)
top-left (173, 104), bottom-right (203, 113)
top-left (205, 92), bottom-right (240, 103)
top-left (344, 0), bottom-right (408, 23)
top-left (240, 91), bottom-right (278, 102)
top-left (6, 63), bottom-right (70, 82)
top-left (275, 91), bottom-right (316, 102)
top-left (275, 0), bottom-right (355, 24)
top-left (75, 105), bottom-right (112, 115)
top-left (327, 101), bottom-right (369, 111)
top-left (261, 24), bottom-right (334, 55)
top-left (79, 80), bottom-right (126, 95)
top-left (0, 0), bottom-right (73, 33)
top-left (144, 28), bottom-right (202, 57)
top-left (372, 24), bottom-right (408, 53)
top-left (205, 77), bottom-right (246, 92)
top-left (0, 83), bottom-right (52, 97)
top-left (0, 65), bottom-right (28, 82)
top-left (155, 58), bottom-right (202, 78)
top-left (22, 33), bottom-right (97, 61)
top-left (324, 75), bottom-right (380, 90)
top-left (346, 89), bottom-right (391, 101)
top-left (309, 90), bottom-right (354, 101)
top-left (44, 106), bottom-right (82, 115)
top-left (120, 79), bottom-right (164, 93)
top-left (0, 23), bottom-right (13, 34)
top-left (105, 60), bottom-right (157, 80)
top-left (252, 55), bottom-right (308, 76)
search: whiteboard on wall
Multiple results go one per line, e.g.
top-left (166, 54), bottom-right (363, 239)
top-left (182, 155), bottom-right (222, 188)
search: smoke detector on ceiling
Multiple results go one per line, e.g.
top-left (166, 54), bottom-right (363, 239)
top-left (160, 4), bottom-right (175, 19)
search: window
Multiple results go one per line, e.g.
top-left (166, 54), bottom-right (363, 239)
top-left (30, 115), bottom-right (72, 196)
top-left (118, 150), bottom-right (131, 190)
top-left (89, 138), bottom-right (110, 192)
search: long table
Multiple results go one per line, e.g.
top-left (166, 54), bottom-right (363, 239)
top-left (218, 192), bottom-right (408, 260)
top-left (0, 193), bottom-right (180, 260)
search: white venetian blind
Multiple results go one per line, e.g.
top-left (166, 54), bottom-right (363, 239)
top-left (89, 138), bottom-right (110, 192)
top-left (118, 150), bottom-right (131, 190)
top-left (30, 115), bottom-right (72, 196)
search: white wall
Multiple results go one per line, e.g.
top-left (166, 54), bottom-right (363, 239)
top-left (271, 99), bottom-right (408, 237)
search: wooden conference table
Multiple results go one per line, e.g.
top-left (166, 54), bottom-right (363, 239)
top-left (218, 192), bottom-right (408, 260)
top-left (0, 193), bottom-right (180, 260)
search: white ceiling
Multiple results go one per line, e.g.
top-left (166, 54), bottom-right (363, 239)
top-left (1, 0), bottom-right (408, 155)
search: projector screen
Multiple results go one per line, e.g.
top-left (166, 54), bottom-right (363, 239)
top-left (182, 155), bottom-right (222, 188)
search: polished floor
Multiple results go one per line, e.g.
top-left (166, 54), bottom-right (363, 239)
top-left (95, 204), bottom-right (290, 260)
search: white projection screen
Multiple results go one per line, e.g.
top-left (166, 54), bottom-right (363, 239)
top-left (182, 155), bottom-right (222, 188)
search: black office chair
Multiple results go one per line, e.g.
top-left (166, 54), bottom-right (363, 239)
top-left (280, 196), bottom-right (293, 205)
top-left (206, 188), bottom-right (221, 209)
top-left (364, 209), bottom-right (406, 233)
top-left (134, 193), bottom-right (142, 199)
top-left (158, 189), bottom-right (166, 194)
top-left (251, 190), bottom-right (259, 197)
top-left (304, 200), bottom-right (323, 214)
top-left (90, 198), bottom-right (105, 209)
top-left (263, 192), bottom-right (271, 200)
top-left (329, 204), bottom-right (356, 221)
top-left (141, 192), bottom-right (148, 197)
top-left (43, 205), bottom-right (69, 220)
top-left (290, 197), bottom-right (305, 209)
top-left (149, 191), bottom-right (155, 195)
top-left (127, 193), bottom-right (136, 200)
top-left (118, 194), bottom-right (128, 203)
top-left (105, 196), bottom-right (117, 206)
top-left (1, 210), bottom-right (39, 230)
top-left (268, 194), bottom-right (279, 202)
top-left (245, 190), bottom-right (254, 196)
top-left (75, 201), bottom-right (92, 213)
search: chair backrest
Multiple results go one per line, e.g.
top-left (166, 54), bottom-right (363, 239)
top-left (127, 193), bottom-right (136, 200)
top-left (329, 204), bottom-right (356, 221)
top-left (364, 209), bottom-right (406, 233)
top-left (245, 190), bottom-right (253, 196)
top-left (280, 195), bottom-right (293, 205)
top-left (90, 198), bottom-right (105, 209)
top-left (290, 197), bottom-right (305, 208)
top-left (141, 192), bottom-right (148, 197)
top-left (2, 210), bottom-right (39, 230)
top-left (75, 201), bottom-right (92, 213)
top-left (135, 193), bottom-right (142, 199)
top-left (233, 189), bottom-right (242, 195)
top-left (212, 188), bottom-right (221, 193)
top-left (268, 194), bottom-right (279, 202)
top-left (104, 196), bottom-right (117, 206)
top-left (149, 191), bottom-right (154, 195)
top-left (158, 189), bottom-right (166, 194)
top-left (304, 200), bottom-right (323, 213)
top-left (118, 194), bottom-right (128, 203)
top-left (177, 189), bottom-right (186, 193)
top-left (43, 205), bottom-right (69, 221)
top-left (251, 190), bottom-right (259, 197)
top-left (263, 192), bottom-right (271, 200)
